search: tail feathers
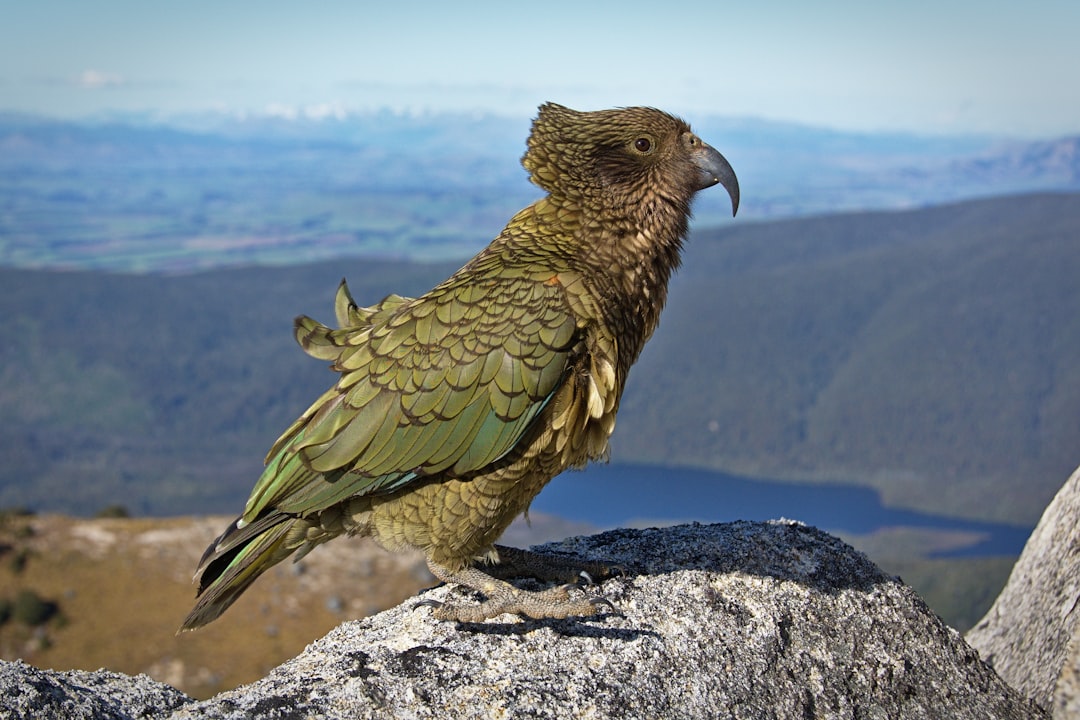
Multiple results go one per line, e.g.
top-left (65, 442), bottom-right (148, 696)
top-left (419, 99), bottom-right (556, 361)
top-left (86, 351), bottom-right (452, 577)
top-left (179, 513), bottom-right (297, 632)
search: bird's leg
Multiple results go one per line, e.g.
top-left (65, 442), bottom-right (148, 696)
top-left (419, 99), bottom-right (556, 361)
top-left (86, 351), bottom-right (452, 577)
top-left (421, 559), bottom-right (613, 623)
top-left (485, 544), bottom-right (621, 585)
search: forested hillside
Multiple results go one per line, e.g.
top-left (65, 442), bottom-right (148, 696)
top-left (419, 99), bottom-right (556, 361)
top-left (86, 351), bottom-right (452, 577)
top-left (1, 192), bottom-right (1078, 526)
top-left (618, 192), bottom-right (1080, 523)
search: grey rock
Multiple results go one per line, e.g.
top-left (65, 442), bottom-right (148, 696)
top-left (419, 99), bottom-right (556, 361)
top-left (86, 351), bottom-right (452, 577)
top-left (1054, 636), bottom-right (1080, 718)
top-left (0, 659), bottom-right (189, 720)
top-left (968, 464), bottom-right (1080, 714)
top-left (0, 521), bottom-right (1044, 719)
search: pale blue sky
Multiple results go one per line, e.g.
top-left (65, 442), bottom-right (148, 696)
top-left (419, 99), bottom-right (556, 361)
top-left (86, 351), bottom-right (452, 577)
top-left (3, 1), bottom-right (1078, 137)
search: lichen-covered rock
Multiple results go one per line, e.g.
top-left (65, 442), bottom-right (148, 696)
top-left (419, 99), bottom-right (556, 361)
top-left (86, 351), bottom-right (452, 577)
top-left (0, 660), bottom-right (189, 720)
top-left (968, 464), bottom-right (1080, 714)
top-left (1, 522), bottom-right (1045, 719)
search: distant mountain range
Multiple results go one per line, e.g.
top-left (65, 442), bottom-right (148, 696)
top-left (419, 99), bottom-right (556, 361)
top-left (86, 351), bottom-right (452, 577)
top-left (1, 111), bottom-right (1078, 272)
top-left (949, 135), bottom-right (1080, 185)
top-left (1, 192), bottom-right (1077, 530)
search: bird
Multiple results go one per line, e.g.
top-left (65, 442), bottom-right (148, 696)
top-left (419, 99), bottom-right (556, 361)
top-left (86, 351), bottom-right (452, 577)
top-left (180, 102), bottom-right (739, 630)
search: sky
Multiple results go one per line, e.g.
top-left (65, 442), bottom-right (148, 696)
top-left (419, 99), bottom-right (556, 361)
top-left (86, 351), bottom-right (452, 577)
top-left (2, 1), bottom-right (1079, 138)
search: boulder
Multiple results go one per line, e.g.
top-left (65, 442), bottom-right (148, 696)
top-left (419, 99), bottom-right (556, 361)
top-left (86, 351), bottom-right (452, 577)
top-left (968, 463), bottom-right (1080, 714)
top-left (0, 660), bottom-right (188, 720)
top-left (1, 521), bottom-right (1044, 719)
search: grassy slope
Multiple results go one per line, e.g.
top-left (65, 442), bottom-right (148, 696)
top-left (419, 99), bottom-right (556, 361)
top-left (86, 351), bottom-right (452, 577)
top-left (0, 513), bottom-right (431, 699)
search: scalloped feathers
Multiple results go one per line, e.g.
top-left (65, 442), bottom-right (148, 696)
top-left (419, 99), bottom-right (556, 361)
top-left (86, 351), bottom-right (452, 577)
top-left (182, 103), bottom-right (737, 630)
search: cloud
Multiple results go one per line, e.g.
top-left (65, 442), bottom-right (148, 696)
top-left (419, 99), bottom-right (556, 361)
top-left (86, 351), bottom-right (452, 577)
top-left (303, 102), bottom-right (347, 121)
top-left (263, 101), bottom-right (348, 121)
top-left (75, 70), bottom-right (125, 89)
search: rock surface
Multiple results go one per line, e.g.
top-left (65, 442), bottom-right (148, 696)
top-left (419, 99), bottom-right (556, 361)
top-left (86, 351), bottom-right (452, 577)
top-left (968, 463), bottom-right (1080, 714)
top-left (0, 660), bottom-right (189, 720)
top-left (1, 521), bottom-right (1045, 719)
top-left (1054, 637), bottom-right (1080, 719)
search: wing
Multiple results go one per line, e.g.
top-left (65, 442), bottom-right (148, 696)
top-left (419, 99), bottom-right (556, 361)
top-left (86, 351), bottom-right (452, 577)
top-left (241, 270), bottom-right (581, 521)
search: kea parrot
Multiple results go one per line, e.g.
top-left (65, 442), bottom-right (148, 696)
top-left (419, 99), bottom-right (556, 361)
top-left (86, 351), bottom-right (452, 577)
top-left (181, 103), bottom-right (739, 630)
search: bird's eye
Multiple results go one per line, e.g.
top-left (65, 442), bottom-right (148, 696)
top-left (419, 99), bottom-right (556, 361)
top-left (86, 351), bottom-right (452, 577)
top-left (633, 137), bottom-right (652, 153)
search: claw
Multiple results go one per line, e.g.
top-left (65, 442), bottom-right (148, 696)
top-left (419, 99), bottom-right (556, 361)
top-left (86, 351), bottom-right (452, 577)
top-left (577, 570), bottom-right (595, 586)
top-left (603, 563), bottom-right (630, 579)
top-left (590, 596), bottom-right (617, 612)
top-left (414, 598), bottom-right (444, 611)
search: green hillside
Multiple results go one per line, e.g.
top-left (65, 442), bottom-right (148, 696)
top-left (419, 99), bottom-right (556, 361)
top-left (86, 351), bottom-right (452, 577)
top-left (617, 192), bottom-right (1080, 524)
top-left (1, 192), bottom-right (1078, 526)
top-left (0, 260), bottom-right (453, 515)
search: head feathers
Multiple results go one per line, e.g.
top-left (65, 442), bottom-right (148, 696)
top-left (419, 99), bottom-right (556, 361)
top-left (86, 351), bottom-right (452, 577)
top-left (522, 103), bottom-right (692, 199)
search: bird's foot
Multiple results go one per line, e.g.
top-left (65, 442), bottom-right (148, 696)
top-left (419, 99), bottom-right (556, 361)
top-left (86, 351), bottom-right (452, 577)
top-left (485, 545), bottom-right (624, 584)
top-left (420, 561), bottom-right (614, 623)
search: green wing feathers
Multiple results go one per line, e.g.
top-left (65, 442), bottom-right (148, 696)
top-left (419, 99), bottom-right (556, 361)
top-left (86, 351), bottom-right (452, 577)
top-left (246, 275), bottom-right (578, 518)
top-left (180, 513), bottom-right (296, 631)
top-left (183, 276), bottom-right (580, 629)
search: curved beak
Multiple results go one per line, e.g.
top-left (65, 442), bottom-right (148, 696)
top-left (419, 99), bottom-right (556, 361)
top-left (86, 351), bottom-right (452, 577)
top-left (692, 142), bottom-right (740, 216)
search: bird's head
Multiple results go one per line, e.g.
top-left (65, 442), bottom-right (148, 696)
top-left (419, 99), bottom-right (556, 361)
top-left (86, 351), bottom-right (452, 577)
top-left (522, 103), bottom-right (739, 217)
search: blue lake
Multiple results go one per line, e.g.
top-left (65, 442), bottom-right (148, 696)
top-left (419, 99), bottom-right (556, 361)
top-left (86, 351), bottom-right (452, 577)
top-left (531, 463), bottom-right (1032, 558)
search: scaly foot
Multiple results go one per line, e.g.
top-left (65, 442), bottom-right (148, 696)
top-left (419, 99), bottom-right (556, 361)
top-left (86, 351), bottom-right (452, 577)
top-left (419, 561), bottom-right (614, 622)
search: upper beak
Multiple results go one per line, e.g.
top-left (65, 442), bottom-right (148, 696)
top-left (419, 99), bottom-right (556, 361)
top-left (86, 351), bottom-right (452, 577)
top-left (692, 142), bottom-right (740, 216)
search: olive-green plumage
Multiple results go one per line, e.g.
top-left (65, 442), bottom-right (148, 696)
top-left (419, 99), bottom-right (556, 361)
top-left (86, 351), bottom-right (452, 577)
top-left (181, 103), bottom-right (738, 630)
